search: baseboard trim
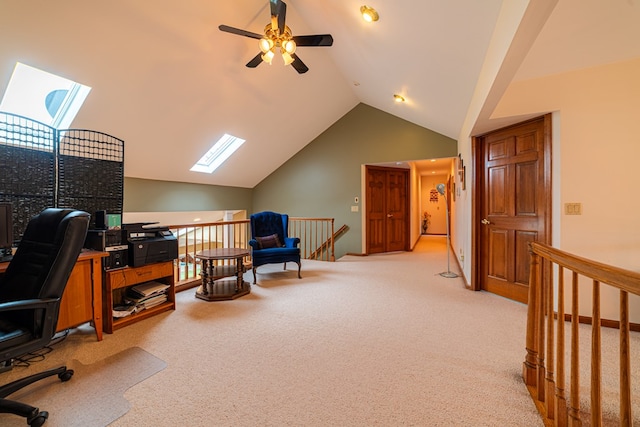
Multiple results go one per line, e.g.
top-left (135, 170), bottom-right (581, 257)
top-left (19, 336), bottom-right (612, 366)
top-left (562, 313), bottom-right (640, 332)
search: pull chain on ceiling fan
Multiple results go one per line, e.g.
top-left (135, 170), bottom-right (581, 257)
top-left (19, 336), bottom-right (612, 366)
top-left (219, 0), bottom-right (333, 74)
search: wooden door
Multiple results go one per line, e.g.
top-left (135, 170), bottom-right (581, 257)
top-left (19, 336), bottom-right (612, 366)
top-left (366, 166), bottom-right (408, 254)
top-left (475, 116), bottom-right (551, 303)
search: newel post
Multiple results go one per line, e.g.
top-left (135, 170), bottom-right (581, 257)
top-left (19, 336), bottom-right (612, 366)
top-left (523, 243), bottom-right (540, 386)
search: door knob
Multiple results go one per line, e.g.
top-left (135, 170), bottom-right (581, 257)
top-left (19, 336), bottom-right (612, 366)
top-left (481, 218), bottom-right (491, 225)
top-left (387, 214), bottom-right (393, 218)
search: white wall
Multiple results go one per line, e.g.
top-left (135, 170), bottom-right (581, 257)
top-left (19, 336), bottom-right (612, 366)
top-left (492, 57), bottom-right (640, 322)
top-left (420, 174), bottom-right (449, 235)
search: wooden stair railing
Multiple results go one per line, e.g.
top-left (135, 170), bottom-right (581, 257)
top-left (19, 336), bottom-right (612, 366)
top-left (308, 224), bottom-right (348, 261)
top-left (524, 242), bottom-right (640, 426)
top-left (289, 217), bottom-right (337, 262)
top-left (168, 217), bottom-right (338, 287)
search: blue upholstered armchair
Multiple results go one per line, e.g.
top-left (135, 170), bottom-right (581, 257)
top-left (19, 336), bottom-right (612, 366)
top-left (249, 211), bottom-right (301, 284)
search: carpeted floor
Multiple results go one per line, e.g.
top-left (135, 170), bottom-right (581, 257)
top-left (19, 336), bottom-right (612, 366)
top-left (0, 347), bottom-right (166, 427)
top-left (4, 235), bottom-right (631, 426)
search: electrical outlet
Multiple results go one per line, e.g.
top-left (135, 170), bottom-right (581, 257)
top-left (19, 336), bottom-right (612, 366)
top-left (351, 205), bottom-right (359, 212)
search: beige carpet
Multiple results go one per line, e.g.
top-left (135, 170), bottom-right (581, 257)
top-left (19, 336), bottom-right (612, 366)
top-left (0, 347), bottom-right (166, 427)
top-left (3, 235), bottom-right (633, 426)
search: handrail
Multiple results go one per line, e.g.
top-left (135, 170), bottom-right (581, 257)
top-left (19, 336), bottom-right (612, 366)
top-left (523, 242), bottom-right (640, 426)
top-left (307, 224), bottom-right (348, 262)
top-left (289, 217), bottom-right (336, 262)
top-left (166, 217), bottom-right (338, 288)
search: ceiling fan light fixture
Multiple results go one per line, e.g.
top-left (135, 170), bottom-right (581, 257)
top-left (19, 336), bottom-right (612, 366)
top-left (393, 94), bottom-right (405, 103)
top-left (261, 49), bottom-right (275, 64)
top-left (360, 5), bottom-right (379, 22)
top-left (282, 39), bottom-right (296, 54)
top-left (259, 37), bottom-right (274, 53)
top-left (282, 51), bottom-right (295, 65)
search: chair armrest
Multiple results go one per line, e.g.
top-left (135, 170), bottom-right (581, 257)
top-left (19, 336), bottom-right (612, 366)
top-left (249, 239), bottom-right (259, 250)
top-left (0, 298), bottom-right (59, 313)
top-left (284, 237), bottom-right (300, 248)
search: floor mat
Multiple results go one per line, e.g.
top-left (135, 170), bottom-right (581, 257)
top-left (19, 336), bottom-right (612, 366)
top-left (0, 346), bottom-right (167, 427)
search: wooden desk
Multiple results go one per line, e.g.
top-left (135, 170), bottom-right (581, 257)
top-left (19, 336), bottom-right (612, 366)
top-left (0, 249), bottom-right (107, 341)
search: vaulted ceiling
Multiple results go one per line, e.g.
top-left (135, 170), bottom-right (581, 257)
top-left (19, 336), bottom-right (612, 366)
top-left (2, 1), bottom-right (639, 188)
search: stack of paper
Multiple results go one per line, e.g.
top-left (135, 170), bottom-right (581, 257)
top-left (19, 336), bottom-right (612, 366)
top-left (130, 281), bottom-right (170, 297)
top-left (123, 281), bottom-right (170, 312)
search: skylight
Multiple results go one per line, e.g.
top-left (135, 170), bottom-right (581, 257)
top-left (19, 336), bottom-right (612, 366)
top-left (0, 62), bottom-right (91, 129)
top-left (190, 133), bottom-right (246, 174)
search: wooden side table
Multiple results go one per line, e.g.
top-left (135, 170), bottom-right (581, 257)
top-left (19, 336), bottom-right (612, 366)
top-left (195, 248), bottom-right (250, 301)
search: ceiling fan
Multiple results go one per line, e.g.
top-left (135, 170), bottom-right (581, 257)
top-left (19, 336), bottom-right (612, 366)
top-left (219, 0), bottom-right (333, 74)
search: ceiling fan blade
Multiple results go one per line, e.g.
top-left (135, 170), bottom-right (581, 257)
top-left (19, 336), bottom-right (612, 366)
top-left (218, 25), bottom-right (263, 40)
top-left (270, 0), bottom-right (286, 34)
top-left (292, 34), bottom-right (334, 47)
top-left (290, 54), bottom-right (309, 74)
top-left (246, 53), bottom-right (263, 68)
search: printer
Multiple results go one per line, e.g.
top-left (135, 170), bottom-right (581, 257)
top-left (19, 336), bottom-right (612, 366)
top-left (123, 223), bottom-right (178, 267)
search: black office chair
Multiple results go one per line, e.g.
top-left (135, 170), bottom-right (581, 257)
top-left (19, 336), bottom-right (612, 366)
top-left (0, 208), bottom-right (90, 426)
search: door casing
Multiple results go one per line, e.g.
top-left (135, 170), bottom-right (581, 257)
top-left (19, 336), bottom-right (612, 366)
top-left (365, 165), bottom-right (409, 254)
top-left (471, 115), bottom-right (552, 297)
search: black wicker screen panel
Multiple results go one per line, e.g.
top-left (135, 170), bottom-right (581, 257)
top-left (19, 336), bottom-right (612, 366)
top-left (58, 129), bottom-right (124, 229)
top-left (0, 112), bottom-right (124, 240)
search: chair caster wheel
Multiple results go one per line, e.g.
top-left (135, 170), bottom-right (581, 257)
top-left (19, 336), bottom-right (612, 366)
top-left (28, 410), bottom-right (49, 426)
top-left (58, 369), bottom-right (74, 382)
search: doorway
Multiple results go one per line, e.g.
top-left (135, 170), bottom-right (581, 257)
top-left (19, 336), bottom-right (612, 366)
top-left (365, 165), bottom-right (409, 254)
top-left (473, 115), bottom-right (551, 303)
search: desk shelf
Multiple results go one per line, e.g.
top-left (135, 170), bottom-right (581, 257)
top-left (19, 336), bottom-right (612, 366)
top-left (103, 261), bottom-right (175, 333)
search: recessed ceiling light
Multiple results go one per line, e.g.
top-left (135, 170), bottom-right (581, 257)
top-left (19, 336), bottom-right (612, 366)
top-left (393, 94), bottom-right (405, 103)
top-left (360, 5), bottom-right (379, 22)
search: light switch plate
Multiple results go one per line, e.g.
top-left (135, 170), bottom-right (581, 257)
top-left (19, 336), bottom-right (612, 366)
top-left (564, 203), bottom-right (582, 215)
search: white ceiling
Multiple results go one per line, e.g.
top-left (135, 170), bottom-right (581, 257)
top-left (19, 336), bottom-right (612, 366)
top-left (1, 0), bottom-right (639, 186)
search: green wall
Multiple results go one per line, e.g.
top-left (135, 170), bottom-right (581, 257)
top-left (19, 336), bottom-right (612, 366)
top-left (252, 103), bottom-right (457, 257)
top-left (124, 178), bottom-right (252, 213)
top-left (123, 103), bottom-right (457, 258)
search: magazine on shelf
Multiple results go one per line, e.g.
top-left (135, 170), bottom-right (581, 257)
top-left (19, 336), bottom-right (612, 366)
top-left (125, 293), bottom-right (167, 308)
top-left (112, 304), bottom-right (139, 318)
top-left (129, 280), bottom-right (170, 297)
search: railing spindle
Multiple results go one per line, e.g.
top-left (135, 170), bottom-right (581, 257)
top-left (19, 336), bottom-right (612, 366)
top-left (591, 280), bottom-right (602, 426)
top-left (546, 259), bottom-right (556, 421)
top-left (620, 290), bottom-right (632, 426)
top-left (523, 249), bottom-right (539, 386)
top-left (556, 266), bottom-right (568, 426)
top-left (569, 271), bottom-right (580, 426)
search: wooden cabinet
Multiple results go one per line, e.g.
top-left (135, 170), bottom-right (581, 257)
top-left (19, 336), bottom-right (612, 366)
top-left (57, 251), bottom-right (107, 341)
top-left (0, 250), bottom-right (107, 341)
top-left (103, 260), bottom-right (175, 333)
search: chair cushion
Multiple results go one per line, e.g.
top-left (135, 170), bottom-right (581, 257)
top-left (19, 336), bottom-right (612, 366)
top-left (256, 234), bottom-right (282, 249)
